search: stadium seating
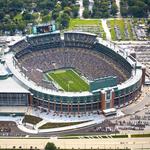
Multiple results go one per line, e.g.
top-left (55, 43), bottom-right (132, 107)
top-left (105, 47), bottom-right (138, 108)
top-left (27, 32), bottom-right (61, 50)
top-left (14, 32), bottom-right (132, 91)
top-left (17, 47), bottom-right (130, 89)
top-left (64, 32), bottom-right (97, 48)
top-left (10, 39), bottom-right (30, 53)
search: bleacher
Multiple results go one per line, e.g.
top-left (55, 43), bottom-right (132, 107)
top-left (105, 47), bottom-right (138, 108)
top-left (16, 47), bottom-right (130, 89)
top-left (64, 32), bottom-right (97, 48)
top-left (93, 43), bottom-right (132, 75)
top-left (27, 32), bottom-right (62, 50)
top-left (12, 32), bottom-right (132, 91)
top-left (10, 39), bottom-right (30, 54)
top-left (14, 32), bottom-right (62, 58)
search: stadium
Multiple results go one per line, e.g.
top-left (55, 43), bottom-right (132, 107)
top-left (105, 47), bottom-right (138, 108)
top-left (0, 31), bottom-right (145, 114)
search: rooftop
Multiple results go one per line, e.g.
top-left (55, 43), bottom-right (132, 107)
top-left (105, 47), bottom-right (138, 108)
top-left (0, 76), bottom-right (29, 93)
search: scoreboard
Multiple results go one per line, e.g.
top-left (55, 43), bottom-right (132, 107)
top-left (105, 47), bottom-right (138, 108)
top-left (90, 76), bottom-right (117, 92)
top-left (32, 23), bottom-right (56, 34)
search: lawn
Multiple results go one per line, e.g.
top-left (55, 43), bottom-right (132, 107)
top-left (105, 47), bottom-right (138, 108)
top-left (46, 69), bottom-right (89, 92)
top-left (131, 133), bottom-right (150, 138)
top-left (68, 19), bottom-right (106, 39)
top-left (39, 121), bottom-right (88, 129)
top-left (69, 19), bottom-right (100, 29)
top-left (22, 115), bottom-right (42, 125)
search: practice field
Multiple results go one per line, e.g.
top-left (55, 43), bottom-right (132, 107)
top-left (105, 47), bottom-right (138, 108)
top-left (46, 69), bottom-right (89, 92)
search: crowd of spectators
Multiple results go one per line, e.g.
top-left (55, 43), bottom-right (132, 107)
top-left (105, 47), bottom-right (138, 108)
top-left (17, 47), bottom-right (128, 90)
top-left (12, 32), bottom-right (130, 90)
top-left (11, 39), bottom-right (30, 54)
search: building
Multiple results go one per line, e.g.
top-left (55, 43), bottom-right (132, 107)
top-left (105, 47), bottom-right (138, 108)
top-left (0, 31), bottom-right (145, 114)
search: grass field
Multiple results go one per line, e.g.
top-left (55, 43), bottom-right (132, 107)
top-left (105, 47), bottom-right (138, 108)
top-left (68, 19), bottom-right (106, 39)
top-left (22, 115), bottom-right (43, 125)
top-left (39, 121), bottom-right (89, 129)
top-left (46, 69), bottom-right (89, 92)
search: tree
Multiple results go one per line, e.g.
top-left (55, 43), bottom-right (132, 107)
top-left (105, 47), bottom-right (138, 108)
top-left (64, 6), bottom-right (72, 16)
top-left (120, 0), bottom-right (149, 17)
top-left (121, 7), bottom-right (128, 16)
top-left (111, 2), bottom-right (118, 16)
top-left (22, 12), bottom-right (34, 21)
top-left (51, 11), bottom-right (59, 20)
top-left (0, 11), bottom-right (4, 20)
top-left (83, 0), bottom-right (89, 7)
top-left (57, 12), bottom-right (70, 29)
top-left (83, 8), bottom-right (90, 18)
top-left (72, 6), bottom-right (79, 18)
top-left (45, 142), bottom-right (57, 150)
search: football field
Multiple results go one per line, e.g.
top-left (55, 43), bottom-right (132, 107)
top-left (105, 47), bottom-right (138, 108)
top-left (46, 69), bottom-right (89, 92)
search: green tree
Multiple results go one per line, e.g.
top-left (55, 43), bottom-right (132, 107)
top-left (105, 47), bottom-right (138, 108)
top-left (111, 2), bottom-right (118, 16)
top-left (0, 11), bottom-right (4, 20)
top-left (121, 7), bottom-right (128, 16)
top-left (22, 12), bottom-right (34, 21)
top-left (72, 6), bottom-right (79, 18)
top-left (58, 12), bottom-right (70, 28)
top-left (45, 142), bottom-right (57, 150)
top-left (83, 0), bottom-right (89, 7)
top-left (64, 6), bottom-right (72, 16)
top-left (83, 8), bottom-right (90, 18)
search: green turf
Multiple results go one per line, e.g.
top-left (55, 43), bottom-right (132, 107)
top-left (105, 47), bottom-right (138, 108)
top-left (68, 19), bottom-right (106, 39)
top-left (46, 69), bottom-right (89, 92)
top-left (39, 121), bottom-right (89, 129)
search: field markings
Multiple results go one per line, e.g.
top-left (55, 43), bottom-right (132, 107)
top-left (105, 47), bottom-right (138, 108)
top-left (46, 69), bottom-right (89, 92)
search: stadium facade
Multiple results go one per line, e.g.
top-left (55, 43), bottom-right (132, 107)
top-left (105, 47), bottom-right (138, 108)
top-left (0, 31), bottom-right (145, 114)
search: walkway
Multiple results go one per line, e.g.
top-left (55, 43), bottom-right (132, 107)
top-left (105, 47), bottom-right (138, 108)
top-left (16, 109), bottom-right (105, 134)
top-left (101, 19), bottom-right (111, 41)
top-left (89, 0), bottom-right (94, 12)
top-left (116, 0), bottom-right (121, 18)
top-left (78, 0), bottom-right (84, 18)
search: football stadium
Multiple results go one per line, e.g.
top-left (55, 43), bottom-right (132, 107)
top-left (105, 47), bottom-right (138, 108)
top-left (0, 31), bottom-right (146, 114)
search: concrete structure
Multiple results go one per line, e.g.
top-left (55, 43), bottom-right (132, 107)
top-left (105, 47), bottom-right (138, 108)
top-left (0, 32), bottom-right (145, 114)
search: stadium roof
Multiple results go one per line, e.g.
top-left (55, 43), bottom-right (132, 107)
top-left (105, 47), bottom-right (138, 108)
top-left (0, 63), bottom-right (8, 76)
top-left (64, 31), bottom-right (97, 36)
top-left (0, 76), bottom-right (30, 93)
top-left (28, 30), bottom-right (60, 38)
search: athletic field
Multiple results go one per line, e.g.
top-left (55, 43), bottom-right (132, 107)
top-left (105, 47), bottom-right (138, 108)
top-left (46, 69), bottom-right (89, 92)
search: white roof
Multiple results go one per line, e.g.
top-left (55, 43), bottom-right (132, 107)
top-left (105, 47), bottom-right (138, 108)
top-left (64, 31), bottom-right (97, 36)
top-left (103, 108), bottom-right (116, 113)
top-left (0, 63), bottom-right (8, 76)
top-left (0, 76), bottom-right (29, 93)
top-left (28, 30), bottom-right (60, 38)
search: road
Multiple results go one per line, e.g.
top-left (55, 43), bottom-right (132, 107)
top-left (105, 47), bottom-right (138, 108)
top-left (0, 137), bottom-right (150, 149)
